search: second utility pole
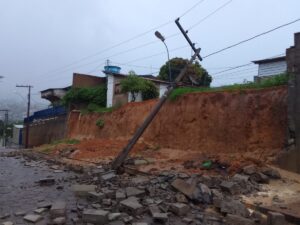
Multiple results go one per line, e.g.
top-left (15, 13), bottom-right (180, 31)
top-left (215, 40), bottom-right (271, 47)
top-left (16, 85), bottom-right (33, 148)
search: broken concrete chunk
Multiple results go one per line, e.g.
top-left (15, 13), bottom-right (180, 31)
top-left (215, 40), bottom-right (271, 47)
top-left (220, 199), bottom-right (250, 217)
top-left (23, 214), bottom-right (43, 223)
top-left (88, 191), bottom-right (105, 201)
top-left (2, 222), bottom-right (13, 225)
top-left (171, 178), bottom-right (199, 200)
top-left (250, 173), bottom-right (269, 184)
top-left (232, 174), bottom-right (249, 183)
top-left (38, 178), bottom-right (55, 186)
top-left (120, 197), bottom-right (144, 215)
top-left (220, 181), bottom-right (240, 195)
top-left (50, 200), bottom-right (66, 218)
top-left (182, 217), bottom-right (193, 224)
top-left (34, 207), bottom-right (47, 214)
top-left (52, 217), bottom-right (66, 225)
top-left (102, 198), bottom-right (112, 206)
top-left (267, 212), bottom-right (286, 225)
top-left (243, 165), bottom-right (257, 175)
top-left (134, 159), bottom-right (148, 166)
top-left (169, 203), bottom-right (189, 216)
top-left (125, 187), bottom-right (145, 197)
top-left (37, 201), bottom-right (52, 209)
top-left (72, 184), bottom-right (97, 197)
top-left (152, 213), bottom-right (168, 223)
top-left (116, 190), bottom-right (126, 201)
top-left (82, 209), bottom-right (109, 225)
top-left (131, 176), bottom-right (150, 185)
top-left (101, 171), bottom-right (117, 181)
top-left (14, 211), bottom-right (26, 217)
top-left (149, 205), bottom-right (161, 216)
top-left (108, 213), bottom-right (121, 221)
top-left (102, 188), bottom-right (116, 198)
top-left (0, 214), bottom-right (10, 219)
top-left (175, 193), bottom-right (188, 203)
top-left (198, 183), bottom-right (212, 204)
top-left (225, 214), bottom-right (255, 225)
top-left (122, 215), bottom-right (133, 223)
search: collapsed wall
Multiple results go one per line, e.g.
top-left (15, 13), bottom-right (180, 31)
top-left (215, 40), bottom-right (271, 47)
top-left (67, 86), bottom-right (288, 154)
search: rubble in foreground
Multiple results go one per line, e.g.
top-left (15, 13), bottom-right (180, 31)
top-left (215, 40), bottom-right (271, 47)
top-left (0, 151), bottom-right (294, 225)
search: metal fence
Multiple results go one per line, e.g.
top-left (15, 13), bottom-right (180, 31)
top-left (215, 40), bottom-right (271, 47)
top-left (24, 106), bottom-right (67, 123)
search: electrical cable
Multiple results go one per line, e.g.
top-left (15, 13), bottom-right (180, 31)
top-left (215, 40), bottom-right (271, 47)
top-left (188, 0), bottom-right (233, 31)
top-left (203, 18), bottom-right (300, 59)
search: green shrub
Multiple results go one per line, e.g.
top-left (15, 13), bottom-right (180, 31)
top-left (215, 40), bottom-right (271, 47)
top-left (120, 71), bottom-right (159, 101)
top-left (142, 80), bottom-right (159, 100)
top-left (62, 85), bottom-right (107, 107)
top-left (96, 119), bottom-right (105, 128)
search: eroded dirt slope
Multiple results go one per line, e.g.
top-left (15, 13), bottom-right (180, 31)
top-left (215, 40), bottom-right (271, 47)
top-left (67, 86), bottom-right (288, 156)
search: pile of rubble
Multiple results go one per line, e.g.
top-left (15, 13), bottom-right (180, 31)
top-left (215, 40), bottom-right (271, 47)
top-left (62, 164), bottom-right (284, 225)
top-left (0, 151), bottom-right (288, 225)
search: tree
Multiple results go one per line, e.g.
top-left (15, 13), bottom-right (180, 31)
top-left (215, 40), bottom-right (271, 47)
top-left (158, 57), bottom-right (212, 87)
top-left (120, 71), bottom-right (159, 102)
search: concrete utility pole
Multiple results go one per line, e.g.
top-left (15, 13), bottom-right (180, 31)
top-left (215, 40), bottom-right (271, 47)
top-left (16, 85), bottom-right (33, 148)
top-left (0, 109), bottom-right (9, 147)
top-left (111, 18), bottom-right (203, 170)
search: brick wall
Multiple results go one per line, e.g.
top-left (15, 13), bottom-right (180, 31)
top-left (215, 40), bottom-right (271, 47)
top-left (72, 73), bottom-right (106, 88)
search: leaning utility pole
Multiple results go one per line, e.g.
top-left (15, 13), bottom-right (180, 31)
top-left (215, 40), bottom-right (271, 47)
top-left (16, 85), bottom-right (33, 148)
top-left (111, 19), bottom-right (203, 170)
top-left (112, 49), bottom-right (201, 170)
top-left (0, 109), bottom-right (9, 147)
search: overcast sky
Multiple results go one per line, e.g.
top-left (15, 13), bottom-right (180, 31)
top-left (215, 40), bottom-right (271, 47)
top-left (0, 0), bottom-right (299, 108)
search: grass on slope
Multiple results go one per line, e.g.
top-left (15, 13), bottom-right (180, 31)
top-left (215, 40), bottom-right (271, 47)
top-left (169, 73), bottom-right (288, 101)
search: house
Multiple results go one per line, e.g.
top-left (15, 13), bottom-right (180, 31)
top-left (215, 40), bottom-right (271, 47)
top-left (253, 56), bottom-right (287, 82)
top-left (11, 124), bottom-right (23, 146)
top-left (41, 86), bottom-right (71, 105)
top-left (103, 65), bottom-right (170, 108)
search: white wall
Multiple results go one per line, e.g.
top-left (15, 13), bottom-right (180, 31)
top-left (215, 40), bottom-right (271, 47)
top-left (159, 84), bottom-right (168, 97)
top-left (258, 60), bottom-right (287, 77)
top-left (128, 92), bottom-right (142, 102)
top-left (106, 74), bottom-right (114, 107)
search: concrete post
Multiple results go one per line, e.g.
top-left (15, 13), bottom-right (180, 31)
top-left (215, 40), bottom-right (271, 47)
top-left (280, 32), bottom-right (300, 173)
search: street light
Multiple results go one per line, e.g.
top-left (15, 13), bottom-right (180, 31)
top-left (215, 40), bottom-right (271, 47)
top-left (155, 31), bottom-right (172, 84)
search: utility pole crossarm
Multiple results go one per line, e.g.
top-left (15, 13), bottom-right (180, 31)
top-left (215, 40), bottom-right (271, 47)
top-left (175, 18), bottom-right (202, 61)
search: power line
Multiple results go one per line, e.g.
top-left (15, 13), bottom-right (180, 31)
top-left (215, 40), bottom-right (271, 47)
top-left (212, 63), bottom-right (253, 76)
top-left (179, 0), bottom-right (206, 18)
top-left (125, 45), bottom-right (189, 64)
top-left (211, 53), bottom-right (285, 76)
top-left (203, 18), bottom-right (300, 59)
top-left (39, 0), bottom-right (207, 78)
top-left (188, 0), bottom-right (233, 31)
top-left (213, 67), bottom-right (257, 78)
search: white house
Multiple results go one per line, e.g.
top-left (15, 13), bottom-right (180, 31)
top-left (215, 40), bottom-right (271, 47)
top-left (253, 56), bottom-right (287, 81)
top-left (104, 66), bottom-right (170, 108)
top-left (12, 124), bottom-right (23, 146)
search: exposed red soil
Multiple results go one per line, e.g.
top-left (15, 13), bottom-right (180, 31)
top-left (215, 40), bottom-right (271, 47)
top-left (59, 86), bottom-right (288, 172)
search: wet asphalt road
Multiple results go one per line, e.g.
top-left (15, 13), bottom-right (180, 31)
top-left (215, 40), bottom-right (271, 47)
top-left (0, 148), bottom-right (81, 224)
